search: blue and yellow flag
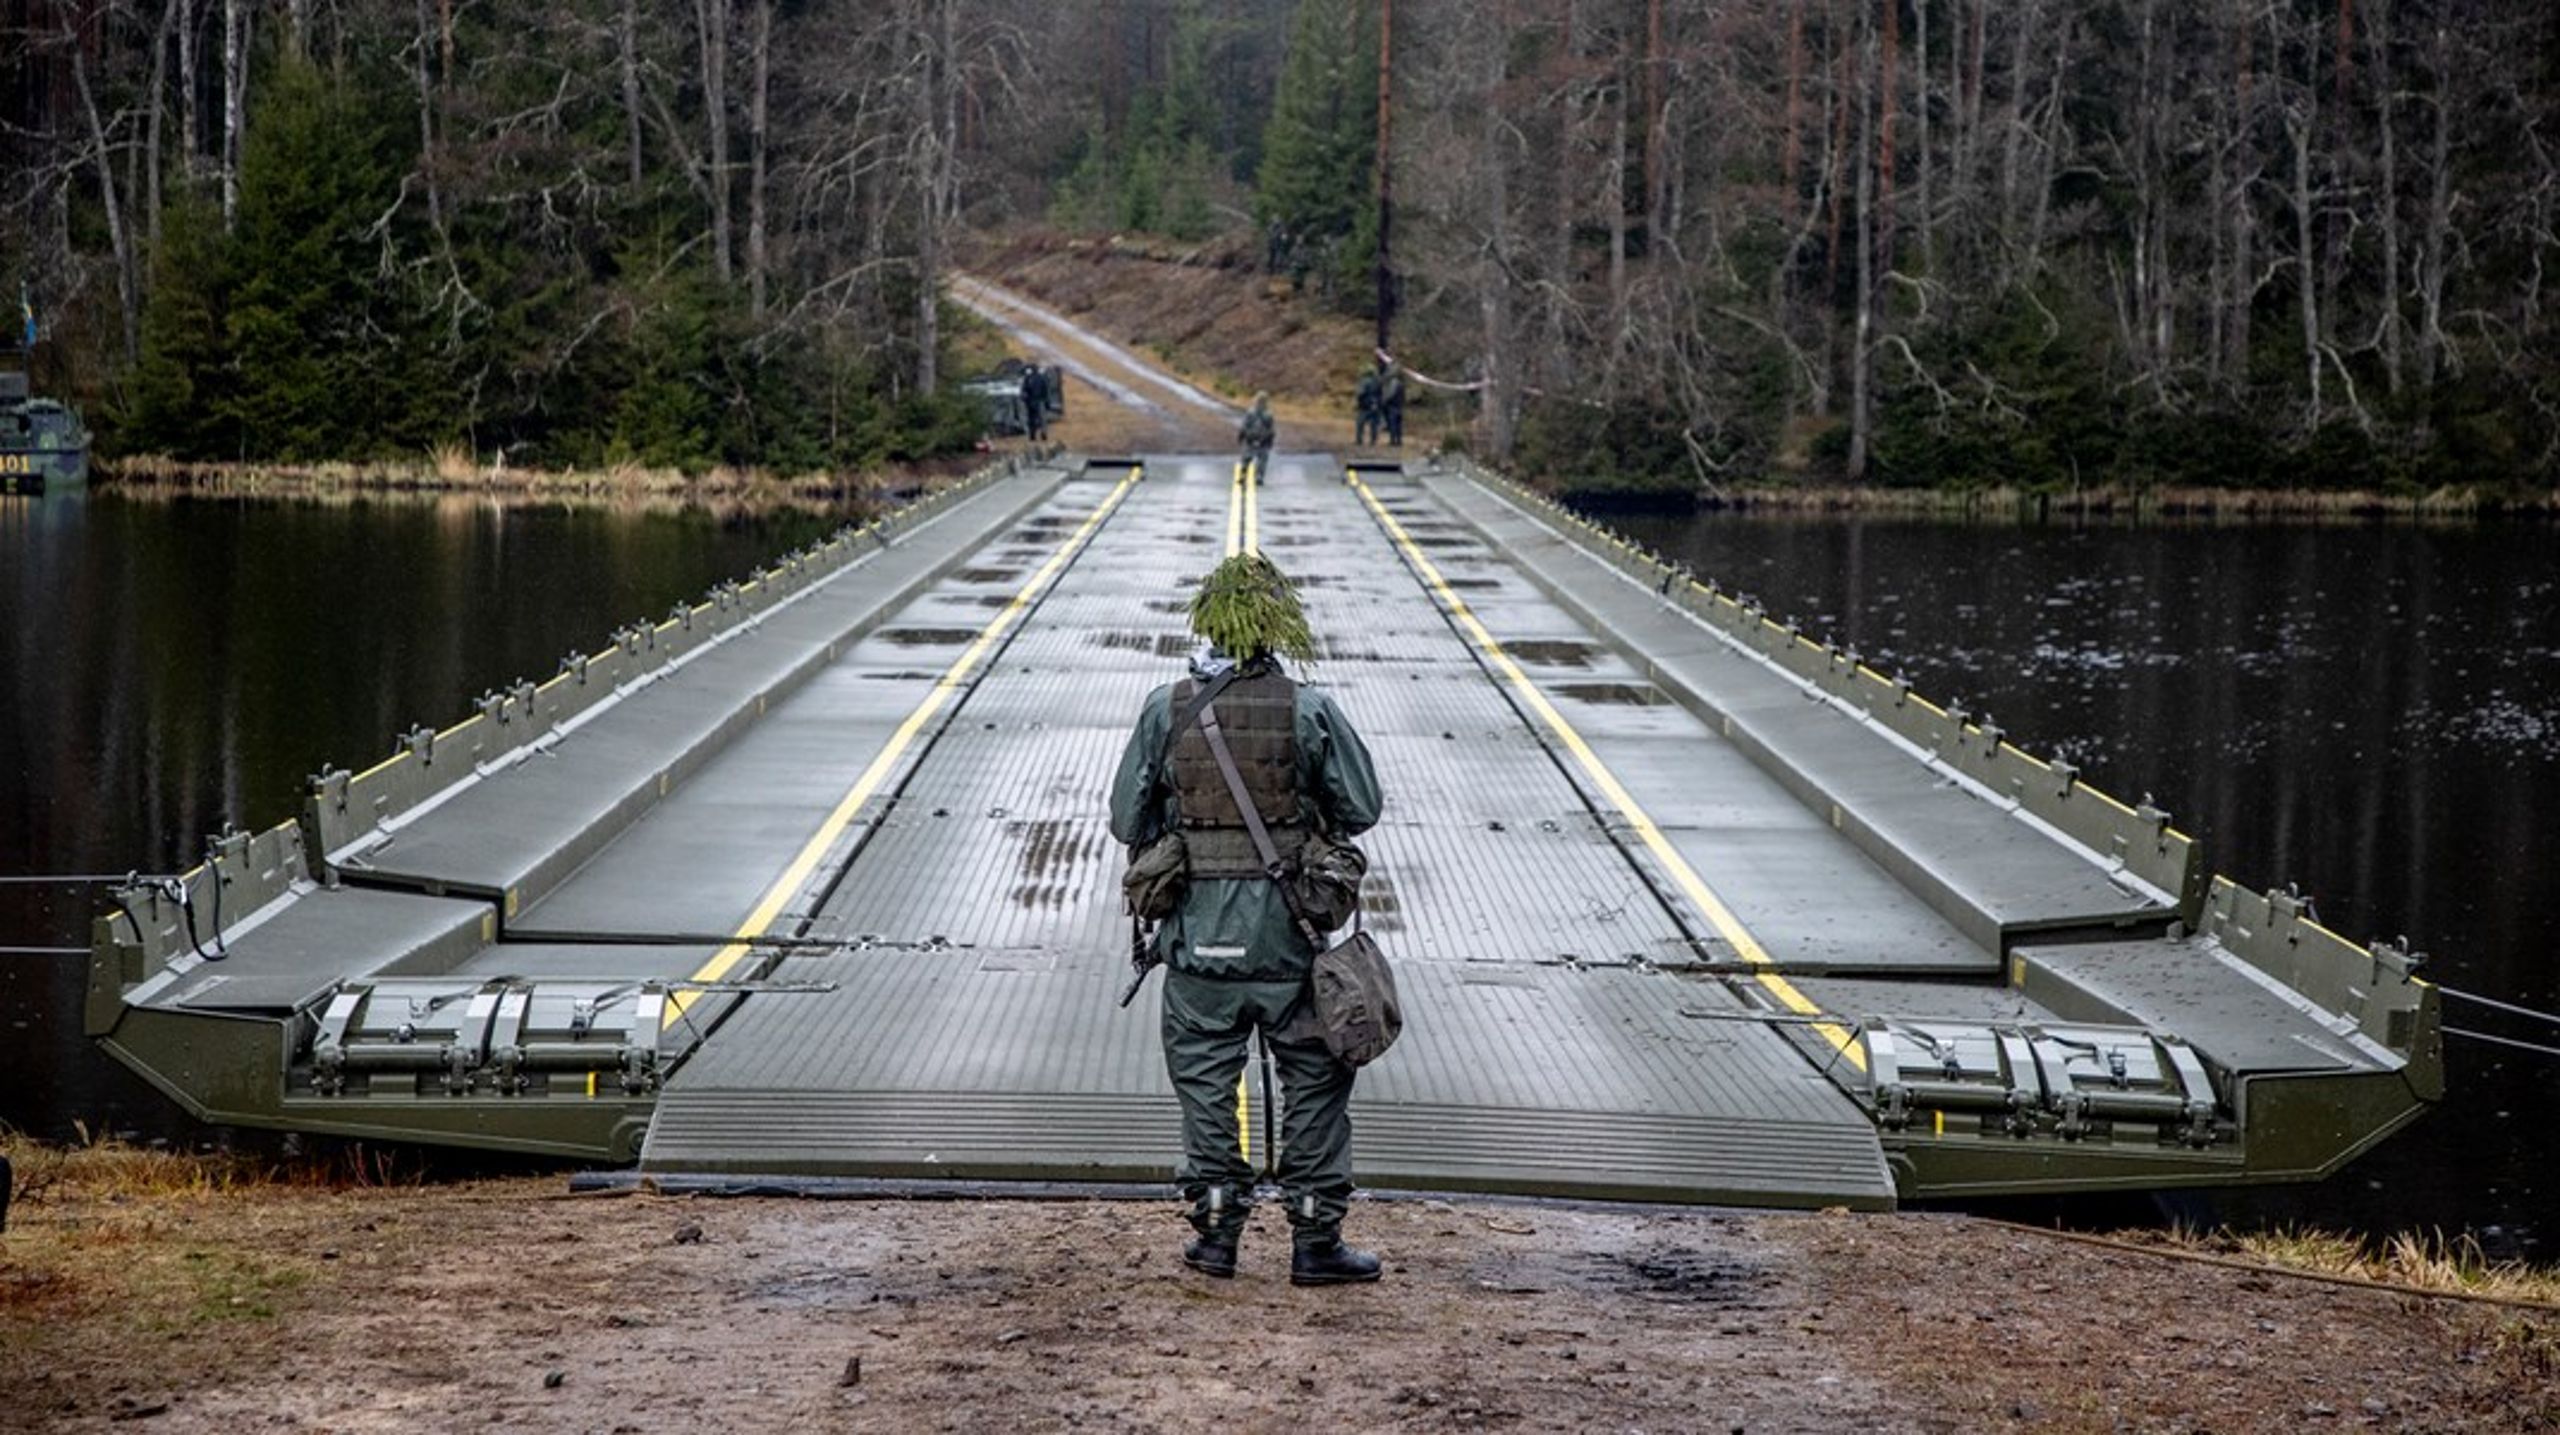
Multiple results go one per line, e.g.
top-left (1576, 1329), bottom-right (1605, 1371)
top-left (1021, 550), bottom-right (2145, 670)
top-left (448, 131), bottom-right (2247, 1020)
top-left (18, 282), bottom-right (31, 348)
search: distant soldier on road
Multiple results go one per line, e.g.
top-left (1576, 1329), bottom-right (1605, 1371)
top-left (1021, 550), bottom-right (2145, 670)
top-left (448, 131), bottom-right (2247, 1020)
top-left (1108, 555), bottom-right (1385, 1286)
top-left (1238, 392), bottom-right (1276, 484)
top-left (1380, 365), bottom-right (1406, 448)
top-left (1019, 365), bottom-right (1050, 442)
top-left (1354, 366), bottom-right (1382, 446)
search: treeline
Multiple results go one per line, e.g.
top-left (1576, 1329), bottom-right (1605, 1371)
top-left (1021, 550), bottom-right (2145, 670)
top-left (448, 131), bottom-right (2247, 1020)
top-left (3, 1), bottom-right (1022, 471)
top-left (998, 1), bottom-right (2560, 494)
top-left (1384, 0), bottom-right (2560, 493)
top-left (14, 3), bottom-right (2559, 492)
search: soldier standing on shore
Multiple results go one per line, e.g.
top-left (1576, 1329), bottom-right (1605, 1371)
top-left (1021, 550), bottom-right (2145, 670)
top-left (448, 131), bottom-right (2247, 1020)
top-left (1108, 555), bottom-right (1386, 1286)
top-left (1381, 366), bottom-right (1405, 448)
top-left (1355, 366), bottom-right (1382, 446)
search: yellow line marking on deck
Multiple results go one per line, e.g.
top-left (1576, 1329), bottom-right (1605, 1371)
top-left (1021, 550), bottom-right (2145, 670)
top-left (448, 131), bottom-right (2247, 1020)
top-left (1349, 472), bottom-right (1864, 1069)
top-left (1225, 460), bottom-right (1244, 557)
top-left (666, 466), bottom-right (1144, 1025)
top-left (1244, 460), bottom-right (1260, 554)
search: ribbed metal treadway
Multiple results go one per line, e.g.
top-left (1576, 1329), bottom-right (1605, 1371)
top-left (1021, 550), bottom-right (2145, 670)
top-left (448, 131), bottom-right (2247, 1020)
top-left (643, 457), bottom-right (1898, 1208)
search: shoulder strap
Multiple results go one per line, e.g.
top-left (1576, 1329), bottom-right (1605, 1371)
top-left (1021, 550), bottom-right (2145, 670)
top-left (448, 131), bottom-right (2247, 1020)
top-left (1198, 702), bottom-right (1324, 948)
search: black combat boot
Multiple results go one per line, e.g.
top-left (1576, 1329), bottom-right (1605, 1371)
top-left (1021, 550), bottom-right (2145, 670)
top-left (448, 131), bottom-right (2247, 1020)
top-left (1182, 1233), bottom-right (1240, 1279)
top-left (1289, 1237), bottom-right (1381, 1287)
top-left (1182, 1183), bottom-right (1245, 1278)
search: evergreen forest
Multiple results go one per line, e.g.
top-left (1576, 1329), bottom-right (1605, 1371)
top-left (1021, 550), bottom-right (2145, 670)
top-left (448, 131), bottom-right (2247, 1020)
top-left (5, 1), bottom-right (2557, 492)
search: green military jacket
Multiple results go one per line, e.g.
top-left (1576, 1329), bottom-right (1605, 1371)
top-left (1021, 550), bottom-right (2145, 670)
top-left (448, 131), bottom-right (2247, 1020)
top-left (1108, 664), bottom-right (1382, 982)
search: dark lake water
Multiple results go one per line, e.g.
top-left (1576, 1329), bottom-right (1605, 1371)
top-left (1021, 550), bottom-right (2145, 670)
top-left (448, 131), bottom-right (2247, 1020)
top-left (0, 490), bottom-right (838, 1133)
top-left (1602, 506), bottom-right (2557, 1254)
top-left (2, 488), bottom-right (2550, 1254)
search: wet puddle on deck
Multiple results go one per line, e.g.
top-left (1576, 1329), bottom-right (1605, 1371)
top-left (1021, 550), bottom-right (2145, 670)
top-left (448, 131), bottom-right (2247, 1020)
top-left (1550, 682), bottom-right (1670, 706)
top-left (1500, 639), bottom-right (1603, 668)
top-left (1091, 632), bottom-right (1194, 657)
top-left (875, 627), bottom-right (984, 646)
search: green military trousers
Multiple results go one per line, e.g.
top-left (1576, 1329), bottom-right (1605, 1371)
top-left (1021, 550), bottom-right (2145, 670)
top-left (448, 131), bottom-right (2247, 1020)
top-left (1162, 969), bottom-right (1357, 1246)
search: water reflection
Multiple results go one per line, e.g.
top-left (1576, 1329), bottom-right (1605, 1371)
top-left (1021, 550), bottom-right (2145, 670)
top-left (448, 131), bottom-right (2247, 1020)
top-left (1606, 508), bottom-right (2558, 1253)
top-left (0, 488), bottom-right (841, 1138)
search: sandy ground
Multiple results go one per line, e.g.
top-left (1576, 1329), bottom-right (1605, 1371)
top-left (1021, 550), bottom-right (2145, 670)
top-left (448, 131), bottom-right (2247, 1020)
top-left (4, 1172), bottom-right (2554, 1435)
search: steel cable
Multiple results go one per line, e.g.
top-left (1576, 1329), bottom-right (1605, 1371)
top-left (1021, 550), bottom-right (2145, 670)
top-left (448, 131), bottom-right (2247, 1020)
top-left (2432, 983), bottom-right (2560, 1028)
top-left (2441, 1026), bottom-right (2560, 1059)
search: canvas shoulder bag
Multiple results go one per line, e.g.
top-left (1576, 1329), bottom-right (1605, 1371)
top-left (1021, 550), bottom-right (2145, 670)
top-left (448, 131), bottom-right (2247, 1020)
top-left (1196, 703), bottom-right (1402, 1068)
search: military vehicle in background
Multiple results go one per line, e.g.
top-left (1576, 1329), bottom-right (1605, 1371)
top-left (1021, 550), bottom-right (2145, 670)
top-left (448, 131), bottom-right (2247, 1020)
top-left (1, 356), bottom-right (90, 496)
top-left (960, 358), bottom-right (1064, 438)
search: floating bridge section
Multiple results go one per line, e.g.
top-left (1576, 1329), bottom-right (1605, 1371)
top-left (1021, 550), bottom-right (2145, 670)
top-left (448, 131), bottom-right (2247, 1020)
top-left (88, 453), bottom-right (2442, 1208)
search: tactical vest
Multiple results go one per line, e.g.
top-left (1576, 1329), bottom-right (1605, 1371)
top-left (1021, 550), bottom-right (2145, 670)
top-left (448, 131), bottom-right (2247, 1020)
top-left (1168, 671), bottom-right (1304, 878)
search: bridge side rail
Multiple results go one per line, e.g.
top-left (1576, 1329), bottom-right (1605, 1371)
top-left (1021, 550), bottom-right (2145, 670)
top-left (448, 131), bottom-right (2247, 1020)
top-left (88, 454), bottom-right (1055, 1026)
top-left (1443, 456), bottom-right (2439, 1084)
top-left (302, 456), bottom-right (1032, 865)
top-left (2194, 878), bottom-right (2442, 1092)
top-left (87, 820), bottom-right (314, 1033)
top-left (1444, 455), bottom-right (2204, 921)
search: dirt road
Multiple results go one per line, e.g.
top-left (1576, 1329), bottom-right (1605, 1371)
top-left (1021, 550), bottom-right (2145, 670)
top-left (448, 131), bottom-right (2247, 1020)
top-left (951, 259), bottom-right (1384, 457)
top-left (951, 273), bottom-right (1239, 454)
top-left (4, 1164), bottom-right (2553, 1434)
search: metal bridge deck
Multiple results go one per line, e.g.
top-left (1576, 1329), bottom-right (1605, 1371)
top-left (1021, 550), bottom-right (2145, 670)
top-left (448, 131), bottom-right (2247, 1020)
top-left (94, 450), bottom-right (2437, 1205)
top-left (608, 455), bottom-right (2027, 1209)
top-left (83, 426), bottom-right (2444, 1206)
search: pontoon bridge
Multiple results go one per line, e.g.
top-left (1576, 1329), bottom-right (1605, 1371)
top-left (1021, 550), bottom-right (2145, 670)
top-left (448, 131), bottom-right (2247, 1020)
top-left (86, 455), bottom-right (2442, 1209)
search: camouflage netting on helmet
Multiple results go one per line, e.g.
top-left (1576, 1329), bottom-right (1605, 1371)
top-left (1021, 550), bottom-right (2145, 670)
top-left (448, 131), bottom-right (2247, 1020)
top-left (1189, 554), bottom-right (1316, 664)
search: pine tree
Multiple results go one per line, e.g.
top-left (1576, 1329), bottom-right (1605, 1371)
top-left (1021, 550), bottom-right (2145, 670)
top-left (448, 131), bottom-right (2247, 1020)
top-left (122, 195), bottom-right (233, 459)
top-left (222, 54), bottom-right (427, 461)
top-left (1254, 0), bottom-right (1377, 300)
top-left (606, 254), bottom-right (721, 472)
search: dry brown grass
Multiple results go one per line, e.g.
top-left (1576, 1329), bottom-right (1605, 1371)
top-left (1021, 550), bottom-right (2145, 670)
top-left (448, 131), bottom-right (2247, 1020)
top-left (95, 452), bottom-right (984, 517)
top-left (0, 1129), bottom-right (413, 1380)
top-left (429, 441), bottom-right (479, 484)
top-left (1634, 479), bottom-right (2560, 521)
top-left (2137, 1223), bottom-right (2560, 1307)
top-left (3, 1128), bottom-right (429, 1206)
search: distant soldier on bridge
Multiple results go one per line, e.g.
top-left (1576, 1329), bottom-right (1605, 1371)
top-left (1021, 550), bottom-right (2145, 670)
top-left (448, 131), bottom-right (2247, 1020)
top-left (1354, 365), bottom-right (1383, 446)
top-left (1108, 554), bottom-right (1386, 1287)
top-left (1238, 393), bottom-right (1276, 484)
